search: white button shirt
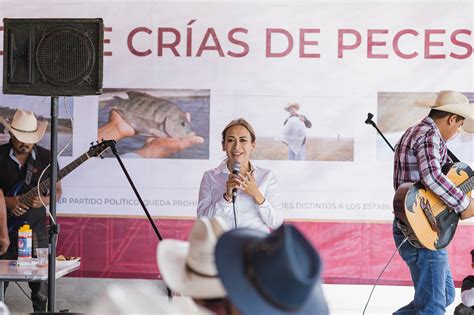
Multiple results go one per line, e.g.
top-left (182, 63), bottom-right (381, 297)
top-left (197, 160), bottom-right (283, 233)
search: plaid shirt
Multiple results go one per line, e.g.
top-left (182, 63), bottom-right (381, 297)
top-left (393, 116), bottom-right (470, 213)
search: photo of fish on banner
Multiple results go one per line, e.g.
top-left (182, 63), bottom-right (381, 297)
top-left (98, 89), bottom-right (209, 159)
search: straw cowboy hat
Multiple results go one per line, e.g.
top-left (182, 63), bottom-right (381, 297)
top-left (284, 102), bottom-right (300, 112)
top-left (157, 217), bottom-right (228, 299)
top-left (0, 110), bottom-right (48, 144)
top-left (215, 224), bottom-right (329, 315)
top-left (416, 91), bottom-right (474, 133)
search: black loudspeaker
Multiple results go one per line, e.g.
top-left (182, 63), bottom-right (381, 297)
top-left (2, 18), bottom-right (103, 96)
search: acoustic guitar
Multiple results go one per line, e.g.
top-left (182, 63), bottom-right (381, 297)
top-left (393, 162), bottom-right (474, 250)
top-left (7, 140), bottom-right (115, 233)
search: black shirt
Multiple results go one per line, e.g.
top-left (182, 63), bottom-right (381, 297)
top-left (0, 142), bottom-right (52, 240)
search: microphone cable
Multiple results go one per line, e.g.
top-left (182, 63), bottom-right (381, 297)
top-left (232, 201), bottom-right (237, 228)
top-left (36, 96), bottom-right (73, 225)
top-left (362, 235), bottom-right (409, 315)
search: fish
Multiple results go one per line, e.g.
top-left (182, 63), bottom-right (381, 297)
top-left (108, 91), bottom-right (195, 138)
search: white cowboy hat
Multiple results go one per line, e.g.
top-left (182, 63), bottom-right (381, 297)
top-left (284, 102), bottom-right (300, 112)
top-left (416, 91), bottom-right (474, 133)
top-left (0, 110), bottom-right (47, 143)
top-left (157, 217), bottom-right (228, 299)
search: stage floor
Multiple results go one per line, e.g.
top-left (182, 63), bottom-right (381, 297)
top-left (324, 283), bottom-right (461, 314)
top-left (4, 278), bottom-right (463, 314)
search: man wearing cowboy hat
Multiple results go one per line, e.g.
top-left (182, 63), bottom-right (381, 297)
top-left (393, 91), bottom-right (474, 315)
top-left (215, 224), bottom-right (329, 315)
top-left (0, 109), bottom-right (62, 312)
top-left (282, 102), bottom-right (312, 160)
top-left (158, 217), bottom-right (239, 315)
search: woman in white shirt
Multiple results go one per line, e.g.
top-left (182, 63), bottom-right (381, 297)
top-left (197, 118), bottom-right (283, 232)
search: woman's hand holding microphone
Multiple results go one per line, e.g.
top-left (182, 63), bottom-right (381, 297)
top-left (225, 171), bottom-right (265, 205)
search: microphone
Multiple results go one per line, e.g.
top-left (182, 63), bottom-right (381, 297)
top-left (231, 162), bottom-right (241, 203)
top-left (364, 112), bottom-right (395, 152)
top-left (365, 112), bottom-right (375, 126)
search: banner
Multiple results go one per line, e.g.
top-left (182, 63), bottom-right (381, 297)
top-left (0, 0), bottom-right (472, 283)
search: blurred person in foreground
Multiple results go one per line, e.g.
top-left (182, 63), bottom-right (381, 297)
top-left (215, 224), bottom-right (329, 315)
top-left (88, 281), bottom-right (212, 315)
top-left (197, 118), bottom-right (283, 232)
top-left (157, 217), bottom-right (238, 315)
top-left (454, 275), bottom-right (474, 315)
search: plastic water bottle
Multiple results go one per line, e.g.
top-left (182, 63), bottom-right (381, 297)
top-left (18, 224), bottom-right (32, 260)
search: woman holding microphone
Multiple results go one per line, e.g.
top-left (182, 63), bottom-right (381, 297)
top-left (197, 118), bottom-right (283, 232)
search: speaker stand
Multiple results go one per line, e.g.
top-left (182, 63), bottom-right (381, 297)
top-left (47, 96), bottom-right (59, 312)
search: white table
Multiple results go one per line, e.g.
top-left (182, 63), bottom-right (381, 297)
top-left (0, 259), bottom-right (80, 301)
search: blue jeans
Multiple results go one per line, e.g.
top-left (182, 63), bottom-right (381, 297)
top-left (393, 220), bottom-right (455, 315)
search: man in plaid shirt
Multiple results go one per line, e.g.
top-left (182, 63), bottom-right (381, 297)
top-left (393, 91), bottom-right (474, 315)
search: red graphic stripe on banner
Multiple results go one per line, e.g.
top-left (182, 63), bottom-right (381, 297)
top-left (56, 217), bottom-right (473, 286)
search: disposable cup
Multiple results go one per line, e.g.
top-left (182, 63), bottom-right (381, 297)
top-left (35, 248), bottom-right (48, 267)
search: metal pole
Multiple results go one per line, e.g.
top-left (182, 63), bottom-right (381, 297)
top-left (47, 96), bottom-right (59, 312)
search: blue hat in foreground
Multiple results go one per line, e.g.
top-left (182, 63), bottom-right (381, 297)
top-left (215, 224), bottom-right (329, 315)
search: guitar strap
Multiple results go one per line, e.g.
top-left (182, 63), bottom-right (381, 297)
top-left (447, 149), bottom-right (460, 163)
top-left (25, 158), bottom-right (34, 186)
top-left (24, 146), bottom-right (39, 187)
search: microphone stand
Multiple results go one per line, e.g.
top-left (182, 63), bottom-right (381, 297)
top-left (365, 113), bottom-right (394, 152)
top-left (109, 141), bottom-right (172, 298)
top-left (364, 112), bottom-right (460, 161)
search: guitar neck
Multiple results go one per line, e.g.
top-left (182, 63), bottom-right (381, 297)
top-left (459, 176), bottom-right (474, 195)
top-left (21, 152), bottom-right (90, 202)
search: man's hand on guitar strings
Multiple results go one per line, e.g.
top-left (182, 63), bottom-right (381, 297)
top-left (25, 195), bottom-right (48, 209)
top-left (6, 196), bottom-right (28, 217)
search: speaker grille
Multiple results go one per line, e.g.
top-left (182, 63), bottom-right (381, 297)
top-left (36, 27), bottom-right (94, 86)
top-left (3, 18), bottom-right (103, 96)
